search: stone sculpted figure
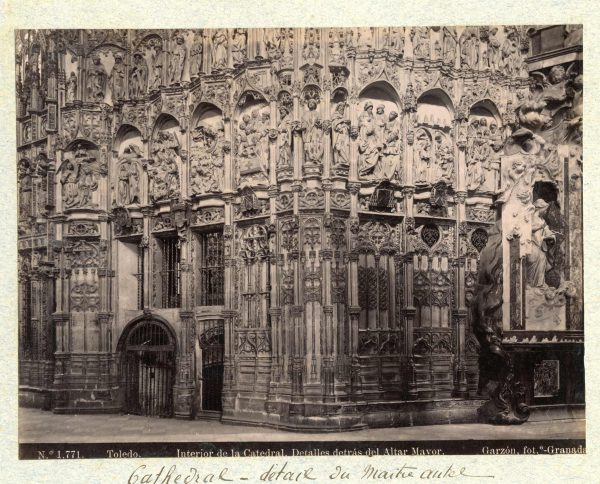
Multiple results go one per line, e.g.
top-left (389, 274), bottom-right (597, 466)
top-left (434, 132), bottom-right (454, 183)
top-left (164, 133), bottom-right (180, 197)
top-left (331, 102), bottom-right (350, 168)
top-left (302, 97), bottom-right (324, 165)
top-left (169, 34), bottom-right (186, 85)
top-left (78, 161), bottom-right (98, 207)
top-left (487, 27), bottom-right (501, 72)
top-left (482, 122), bottom-right (502, 191)
top-left (414, 130), bottom-right (432, 184)
top-left (277, 106), bottom-right (292, 169)
top-left (526, 199), bottom-right (555, 288)
top-left (117, 145), bottom-right (142, 205)
top-left (189, 32), bottom-right (203, 78)
top-left (232, 28), bottom-right (247, 65)
top-left (264, 29), bottom-right (282, 60)
top-left (127, 159), bottom-right (141, 204)
top-left (358, 102), bottom-right (381, 178)
top-left (374, 104), bottom-right (387, 145)
top-left (387, 27), bottom-right (404, 55)
top-left (149, 45), bottom-right (163, 91)
top-left (460, 28), bottom-right (479, 70)
top-left (61, 159), bottom-right (80, 208)
top-left (212, 29), bottom-right (229, 70)
top-left (501, 28), bottom-right (520, 76)
top-left (466, 119), bottom-right (488, 190)
top-left (118, 163), bottom-right (130, 205)
top-left (443, 27), bottom-right (457, 65)
top-left (66, 72), bottom-right (77, 103)
top-left (110, 53), bottom-right (127, 100)
top-left (281, 28), bottom-right (293, 60)
top-left (130, 52), bottom-right (148, 98)
top-left (258, 111), bottom-right (271, 177)
top-left (381, 110), bottom-right (402, 180)
top-left (411, 27), bottom-right (430, 60)
top-left (87, 55), bottom-right (107, 102)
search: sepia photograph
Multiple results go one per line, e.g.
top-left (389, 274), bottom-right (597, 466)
top-left (14, 23), bottom-right (585, 462)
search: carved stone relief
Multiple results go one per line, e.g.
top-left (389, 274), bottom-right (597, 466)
top-left (59, 142), bottom-right (105, 209)
top-left (357, 98), bottom-right (402, 184)
top-left (148, 128), bottom-right (181, 203)
top-left (190, 107), bottom-right (225, 196)
top-left (236, 96), bottom-right (270, 187)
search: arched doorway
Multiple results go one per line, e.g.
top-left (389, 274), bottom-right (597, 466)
top-left (120, 318), bottom-right (175, 417)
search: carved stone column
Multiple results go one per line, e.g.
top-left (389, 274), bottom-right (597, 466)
top-left (290, 304), bottom-right (305, 406)
top-left (456, 119), bottom-right (468, 193)
top-left (140, 206), bottom-right (153, 309)
top-left (403, 93), bottom-right (416, 187)
top-left (268, 306), bottom-right (282, 385)
top-left (403, 187), bottom-right (418, 398)
top-left (174, 310), bottom-right (195, 419)
top-left (454, 193), bottom-right (469, 397)
top-left (291, 82), bottom-right (303, 185)
top-left (348, 90), bottom-right (359, 183)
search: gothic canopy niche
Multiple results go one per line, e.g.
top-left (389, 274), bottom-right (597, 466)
top-left (235, 91), bottom-right (270, 189)
top-left (190, 102), bottom-right (225, 197)
top-left (113, 124), bottom-right (143, 207)
top-left (148, 114), bottom-right (182, 204)
top-left (59, 140), bottom-right (104, 210)
top-left (357, 81), bottom-right (402, 185)
top-left (414, 89), bottom-right (455, 187)
top-left (466, 100), bottom-right (503, 193)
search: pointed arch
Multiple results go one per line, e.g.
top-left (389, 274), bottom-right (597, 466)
top-left (469, 99), bottom-right (502, 127)
top-left (359, 80), bottom-right (402, 106)
top-left (114, 124), bottom-right (143, 155)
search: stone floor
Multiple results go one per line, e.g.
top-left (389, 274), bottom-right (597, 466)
top-left (18, 408), bottom-right (585, 443)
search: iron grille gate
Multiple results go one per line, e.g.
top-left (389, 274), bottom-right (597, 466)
top-left (200, 327), bottom-right (224, 412)
top-left (122, 320), bottom-right (175, 417)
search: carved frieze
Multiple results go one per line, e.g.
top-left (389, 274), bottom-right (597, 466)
top-left (67, 221), bottom-right (99, 237)
top-left (193, 207), bottom-right (224, 226)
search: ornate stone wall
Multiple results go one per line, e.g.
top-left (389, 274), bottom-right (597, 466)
top-left (16, 26), bottom-right (583, 428)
